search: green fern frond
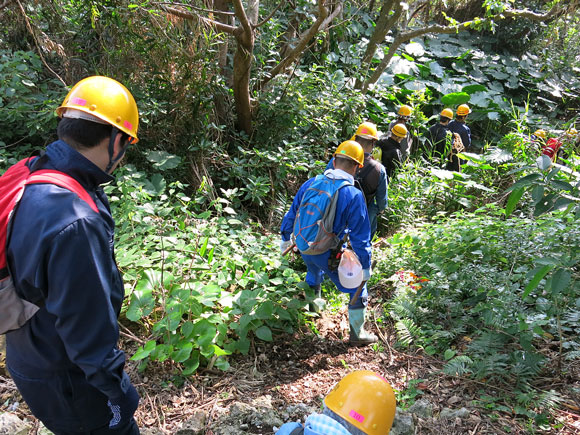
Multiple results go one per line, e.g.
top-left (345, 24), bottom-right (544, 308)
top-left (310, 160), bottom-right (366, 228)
top-left (443, 355), bottom-right (474, 376)
top-left (536, 390), bottom-right (562, 411)
top-left (471, 353), bottom-right (509, 380)
top-left (565, 350), bottom-right (580, 360)
top-left (395, 318), bottom-right (421, 347)
top-left (468, 331), bottom-right (509, 354)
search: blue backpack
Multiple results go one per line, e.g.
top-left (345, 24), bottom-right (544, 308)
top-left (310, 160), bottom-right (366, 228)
top-left (293, 174), bottom-right (352, 255)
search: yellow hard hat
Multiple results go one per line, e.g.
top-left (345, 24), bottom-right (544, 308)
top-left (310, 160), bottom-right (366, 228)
top-left (456, 104), bottom-right (471, 116)
top-left (440, 108), bottom-right (454, 119)
top-left (566, 127), bottom-right (578, 137)
top-left (334, 140), bottom-right (364, 167)
top-left (57, 76), bottom-right (139, 142)
top-left (391, 123), bottom-right (408, 138)
top-left (533, 129), bottom-right (547, 139)
top-left (398, 105), bottom-right (412, 117)
top-left (325, 371), bottom-right (396, 435)
top-left (355, 122), bottom-right (379, 140)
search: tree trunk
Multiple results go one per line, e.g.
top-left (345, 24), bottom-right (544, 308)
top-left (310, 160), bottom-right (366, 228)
top-left (355, 0), bottom-right (401, 89)
top-left (231, 0), bottom-right (256, 135)
top-left (213, 0), bottom-right (233, 126)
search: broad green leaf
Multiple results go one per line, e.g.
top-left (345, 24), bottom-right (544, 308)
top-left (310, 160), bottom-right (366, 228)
top-left (531, 185), bottom-right (544, 204)
top-left (131, 340), bottom-right (156, 361)
top-left (181, 321), bottom-right (195, 339)
top-left (505, 173), bottom-right (542, 192)
top-left (444, 349), bottom-right (456, 360)
top-left (551, 268), bottom-right (571, 295)
top-left (441, 92), bottom-right (470, 106)
top-left (146, 150), bottom-right (181, 170)
top-left (549, 180), bottom-right (573, 192)
top-left (255, 301), bottom-right (274, 319)
top-left (126, 287), bottom-right (155, 321)
top-left (171, 342), bottom-right (193, 363)
top-left (523, 265), bottom-right (553, 299)
top-left (505, 187), bottom-right (524, 216)
top-left (182, 352), bottom-right (200, 375)
top-left (461, 84), bottom-right (487, 94)
top-left (255, 325), bottom-right (273, 341)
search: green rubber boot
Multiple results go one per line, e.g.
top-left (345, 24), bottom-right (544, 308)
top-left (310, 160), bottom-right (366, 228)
top-left (348, 307), bottom-right (378, 346)
top-left (308, 285), bottom-right (323, 313)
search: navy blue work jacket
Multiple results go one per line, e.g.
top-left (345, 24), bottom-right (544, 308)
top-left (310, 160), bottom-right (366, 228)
top-left (448, 120), bottom-right (471, 150)
top-left (5, 140), bottom-right (129, 400)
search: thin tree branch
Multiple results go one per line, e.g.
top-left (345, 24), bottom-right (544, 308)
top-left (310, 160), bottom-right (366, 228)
top-left (16, 0), bottom-right (66, 86)
top-left (0, 0), bottom-right (15, 12)
top-left (362, 2), bottom-right (575, 91)
top-left (257, 0), bottom-right (330, 90)
top-left (160, 4), bottom-right (236, 34)
top-left (153, 1), bottom-right (235, 16)
top-left (255, 0), bottom-right (284, 28)
top-left (318, 0), bottom-right (343, 32)
top-left (232, 0), bottom-right (252, 35)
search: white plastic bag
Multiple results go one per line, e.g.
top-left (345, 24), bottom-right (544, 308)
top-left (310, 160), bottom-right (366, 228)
top-left (338, 249), bottom-right (363, 289)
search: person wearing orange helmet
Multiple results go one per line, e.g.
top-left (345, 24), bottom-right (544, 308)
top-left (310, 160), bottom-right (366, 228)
top-left (377, 123), bottom-right (408, 180)
top-left (4, 76), bottom-right (140, 434)
top-left (276, 370), bottom-right (397, 434)
top-left (281, 141), bottom-right (377, 346)
top-left (425, 108), bottom-right (454, 163)
top-left (384, 104), bottom-right (414, 159)
top-left (448, 104), bottom-right (471, 151)
top-left (447, 104), bottom-right (471, 171)
top-left (327, 122), bottom-right (388, 240)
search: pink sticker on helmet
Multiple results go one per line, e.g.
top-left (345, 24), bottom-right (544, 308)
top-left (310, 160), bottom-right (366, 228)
top-left (124, 120), bottom-right (133, 131)
top-left (71, 97), bottom-right (87, 106)
top-left (361, 128), bottom-right (369, 134)
top-left (349, 410), bottom-right (365, 423)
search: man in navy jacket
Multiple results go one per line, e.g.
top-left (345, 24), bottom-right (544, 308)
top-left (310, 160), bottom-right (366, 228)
top-left (5, 76), bottom-right (140, 434)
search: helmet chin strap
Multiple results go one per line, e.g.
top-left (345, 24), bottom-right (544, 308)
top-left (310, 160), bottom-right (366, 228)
top-left (105, 127), bottom-right (130, 173)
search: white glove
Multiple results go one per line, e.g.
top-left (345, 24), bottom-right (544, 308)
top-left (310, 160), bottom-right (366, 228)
top-left (280, 239), bottom-right (292, 255)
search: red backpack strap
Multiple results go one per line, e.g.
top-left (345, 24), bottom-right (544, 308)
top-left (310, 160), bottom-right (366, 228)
top-left (26, 170), bottom-right (99, 214)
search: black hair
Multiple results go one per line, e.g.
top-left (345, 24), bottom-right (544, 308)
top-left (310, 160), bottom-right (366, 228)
top-left (440, 116), bottom-right (451, 123)
top-left (57, 118), bottom-right (130, 149)
top-left (334, 155), bottom-right (360, 171)
top-left (354, 136), bottom-right (376, 148)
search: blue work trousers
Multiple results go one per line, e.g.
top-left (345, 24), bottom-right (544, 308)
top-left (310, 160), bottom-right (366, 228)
top-left (8, 365), bottom-right (139, 435)
top-left (302, 251), bottom-right (367, 309)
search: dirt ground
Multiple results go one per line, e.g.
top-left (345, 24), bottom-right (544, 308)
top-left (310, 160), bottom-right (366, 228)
top-left (1, 285), bottom-right (580, 434)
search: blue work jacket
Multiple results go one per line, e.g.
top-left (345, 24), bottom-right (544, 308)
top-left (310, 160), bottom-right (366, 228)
top-left (6, 141), bottom-right (130, 410)
top-left (280, 168), bottom-right (372, 271)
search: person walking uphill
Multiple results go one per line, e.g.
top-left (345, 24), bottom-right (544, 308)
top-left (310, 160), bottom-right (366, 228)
top-left (326, 122), bottom-right (388, 240)
top-left (3, 76), bottom-right (140, 434)
top-left (280, 141), bottom-right (377, 346)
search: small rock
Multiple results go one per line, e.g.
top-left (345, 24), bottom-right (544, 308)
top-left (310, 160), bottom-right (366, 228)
top-left (440, 407), bottom-right (470, 420)
top-left (175, 409), bottom-right (207, 435)
top-left (37, 422), bottom-right (54, 435)
top-left (390, 412), bottom-right (414, 435)
top-left (0, 413), bottom-right (30, 435)
top-left (140, 428), bottom-right (164, 435)
top-left (407, 399), bottom-right (433, 418)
